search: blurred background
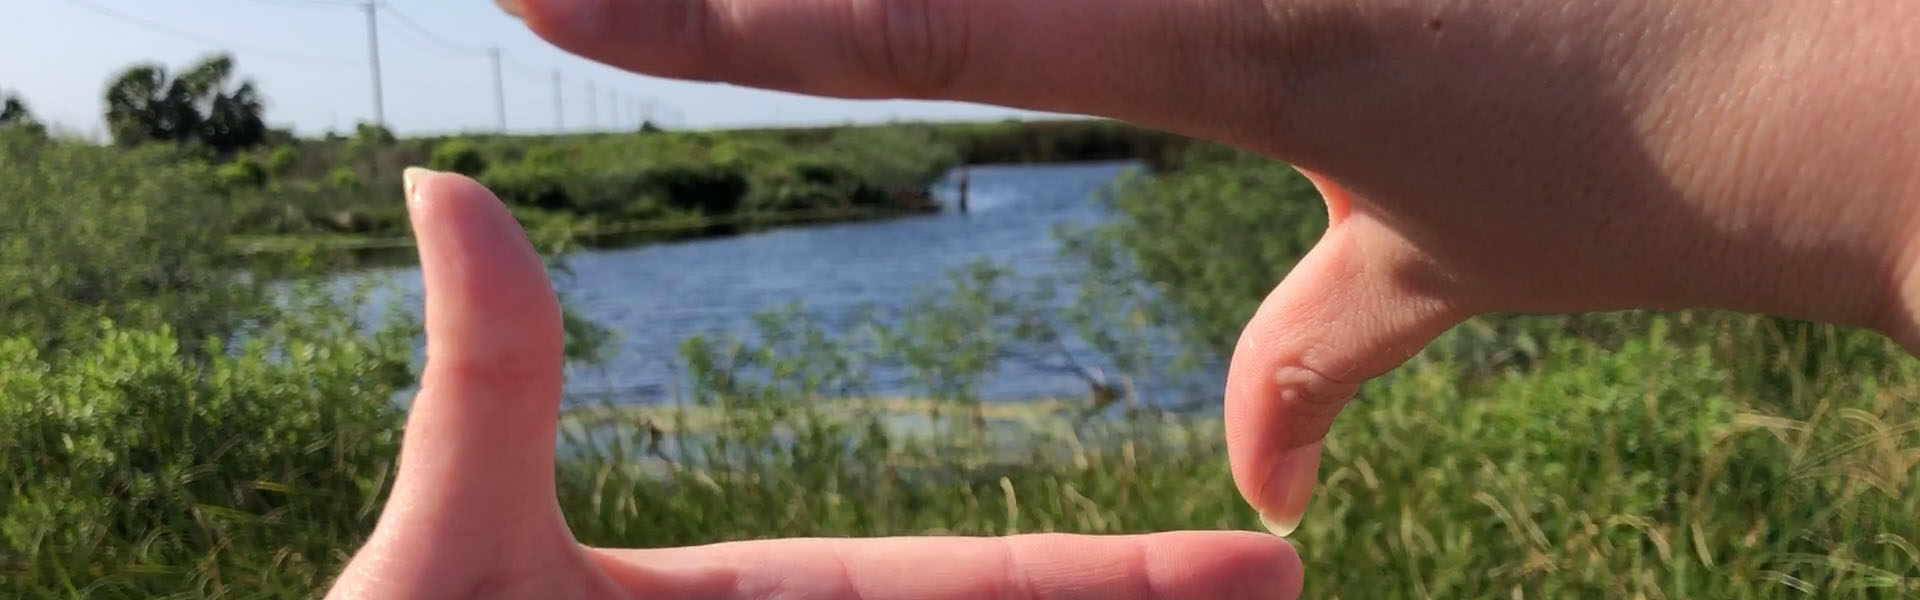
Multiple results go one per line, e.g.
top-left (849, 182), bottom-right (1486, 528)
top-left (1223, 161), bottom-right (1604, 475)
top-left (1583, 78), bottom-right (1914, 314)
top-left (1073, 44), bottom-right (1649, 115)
top-left (2, 2), bottom-right (1916, 598)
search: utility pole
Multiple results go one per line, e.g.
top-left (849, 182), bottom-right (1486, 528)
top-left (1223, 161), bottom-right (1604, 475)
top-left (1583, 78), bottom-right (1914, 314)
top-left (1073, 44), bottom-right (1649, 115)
top-left (362, 0), bottom-right (386, 126)
top-left (488, 47), bottom-right (507, 132)
top-left (586, 80), bottom-right (597, 130)
top-left (551, 70), bottom-right (563, 130)
top-left (607, 89), bottom-right (619, 129)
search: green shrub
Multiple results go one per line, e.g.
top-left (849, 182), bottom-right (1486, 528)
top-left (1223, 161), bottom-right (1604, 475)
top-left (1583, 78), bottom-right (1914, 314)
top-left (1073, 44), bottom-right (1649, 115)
top-left (328, 166), bottom-right (361, 191)
top-left (350, 122), bottom-right (395, 149)
top-left (0, 136), bottom-right (268, 352)
top-left (521, 144), bottom-right (568, 168)
top-left (486, 161), bottom-right (752, 218)
top-left (819, 126), bottom-right (959, 189)
top-left (216, 157), bottom-right (267, 189)
top-left (482, 164), bottom-right (572, 210)
top-left (640, 162), bottom-right (750, 215)
top-left (0, 133), bottom-right (416, 594)
top-left (265, 145), bottom-right (298, 174)
top-left (748, 158), bottom-right (884, 212)
top-left (428, 140), bottom-right (489, 177)
top-left (0, 296), bottom-right (414, 593)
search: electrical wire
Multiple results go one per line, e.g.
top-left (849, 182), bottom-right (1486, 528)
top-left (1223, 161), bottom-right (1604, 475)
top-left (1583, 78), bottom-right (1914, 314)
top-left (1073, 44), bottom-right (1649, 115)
top-left (379, 3), bottom-right (488, 57)
top-left (238, 0), bottom-right (366, 10)
top-left (64, 0), bottom-right (361, 66)
top-left (71, 0), bottom-right (691, 130)
top-left (500, 52), bottom-right (555, 82)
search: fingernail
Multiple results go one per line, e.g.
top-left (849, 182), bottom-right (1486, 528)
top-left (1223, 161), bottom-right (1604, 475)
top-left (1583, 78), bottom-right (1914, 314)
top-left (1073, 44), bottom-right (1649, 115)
top-left (1258, 442), bottom-right (1323, 537)
top-left (403, 167), bottom-right (438, 206)
top-left (494, 0), bottom-right (524, 18)
top-left (1261, 511), bottom-right (1303, 538)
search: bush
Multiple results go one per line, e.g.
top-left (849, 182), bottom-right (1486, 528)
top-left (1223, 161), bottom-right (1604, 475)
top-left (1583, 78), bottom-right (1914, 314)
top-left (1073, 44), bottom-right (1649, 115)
top-left (640, 162), bottom-right (750, 215)
top-left (351, 122), bottom-right (395, 148)
top-left (520, 144), bottom-right (568, 168)
top-left (748, 158), bottom-right (883, 212)
top-left (265, 145), bottom-right (298, 174)
top-left (428, 140), bottom-right (489, 177)
top-left (216, 157), bottom-right (267, 189)
top-left (818, 126), bottom-right (959, 189)
top-left (0, 136), bottom-right (268, 352)
top-left (328, 166), bottom-right (361, 191)
top-left (0, 296), bottom-right (414, 594)
top-left (486, 161), bottom-right (752, 218)
top-left (482, 164), bottom-right (572, 211)
top-left (0, 133), bottom-right (416, 595)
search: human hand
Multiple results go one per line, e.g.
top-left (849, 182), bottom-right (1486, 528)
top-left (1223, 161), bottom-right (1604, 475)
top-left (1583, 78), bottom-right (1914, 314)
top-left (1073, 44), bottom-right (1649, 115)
top-left (323, 168), bottom-right (1302, 599)
top-left (494, 0), bottom-right (1920, 534)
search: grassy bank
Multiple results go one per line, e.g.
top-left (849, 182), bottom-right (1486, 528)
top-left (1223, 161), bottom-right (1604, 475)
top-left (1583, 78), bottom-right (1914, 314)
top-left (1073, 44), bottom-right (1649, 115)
top-left (232, 201), bottom-right (937, 257)
top-left (214, 118), bottom-right (1185, 256)
top-left (1, 130), bottom-right (1915, 598)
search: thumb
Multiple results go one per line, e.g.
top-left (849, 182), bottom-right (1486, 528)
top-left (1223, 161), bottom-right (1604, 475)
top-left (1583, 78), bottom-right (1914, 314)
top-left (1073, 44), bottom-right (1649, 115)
top-left (384, 167), bottom-right (568, 534)
top-left (1224, 172), bottom-right (1463, 536)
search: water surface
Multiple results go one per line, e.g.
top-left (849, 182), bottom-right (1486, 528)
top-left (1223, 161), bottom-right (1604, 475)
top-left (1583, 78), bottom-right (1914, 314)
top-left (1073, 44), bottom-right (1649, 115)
top-left (352, 161), bottom-right (1211, 406)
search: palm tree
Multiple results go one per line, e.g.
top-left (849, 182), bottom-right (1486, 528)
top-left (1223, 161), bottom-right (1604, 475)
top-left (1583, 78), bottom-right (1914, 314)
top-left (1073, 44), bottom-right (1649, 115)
top-left (0, 92), bottom-right (30, 124)
top-left (102, 54), bottom-right (265, 153)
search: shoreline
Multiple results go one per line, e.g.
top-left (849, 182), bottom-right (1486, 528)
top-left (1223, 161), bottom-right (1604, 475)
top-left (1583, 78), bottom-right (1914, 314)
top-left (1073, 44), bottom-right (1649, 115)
top-left (233, 203), bottom-right (943, 258)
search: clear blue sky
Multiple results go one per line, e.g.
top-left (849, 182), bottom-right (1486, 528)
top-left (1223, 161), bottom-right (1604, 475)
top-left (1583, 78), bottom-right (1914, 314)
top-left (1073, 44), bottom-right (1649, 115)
top-left (1, 0), bottom-right (1059, 138)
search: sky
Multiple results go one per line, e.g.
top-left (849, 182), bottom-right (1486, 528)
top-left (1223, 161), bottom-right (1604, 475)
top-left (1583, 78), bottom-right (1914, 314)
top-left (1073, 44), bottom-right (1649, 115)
top-left (0, 0), bottom-right (1061, 138)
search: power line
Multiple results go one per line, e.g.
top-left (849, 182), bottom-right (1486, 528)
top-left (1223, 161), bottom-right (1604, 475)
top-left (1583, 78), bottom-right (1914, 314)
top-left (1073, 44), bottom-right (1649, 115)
top-left (380, 3), bottom-right (488, 57)
top-left (72, 0), bottom-right (685, 132)
top-left (239, 0), bottom-right (365, 9)
top-left (64, 0), bottom-right (360, 66)
top-left (499, 52), bottom-right (553, 83)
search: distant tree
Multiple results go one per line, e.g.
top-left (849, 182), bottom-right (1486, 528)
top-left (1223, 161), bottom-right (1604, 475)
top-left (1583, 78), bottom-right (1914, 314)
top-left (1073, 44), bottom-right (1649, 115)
top-left (428, 140), bottom-right (488, 176)
top-left (184, 55), bottom-right (266, 154)
top-left (0, 89), bottom-right (46, 139)
top-left (103, 53), bottom-right (266, 153)
top-left (1, 91), bottom-right (31, 124)
top-left (105, 64), bottom-right (195, 146)
top-left (352, 122), bottom-right (395, 147)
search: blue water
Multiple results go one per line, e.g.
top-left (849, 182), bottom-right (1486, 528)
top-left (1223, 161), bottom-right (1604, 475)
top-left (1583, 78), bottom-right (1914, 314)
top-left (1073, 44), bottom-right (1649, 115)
top-left (348, 161), bottom-right (1214, 406)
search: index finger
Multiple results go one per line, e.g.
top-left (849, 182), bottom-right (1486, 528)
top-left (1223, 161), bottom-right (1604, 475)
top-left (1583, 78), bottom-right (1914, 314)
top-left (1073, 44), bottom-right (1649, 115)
top-left (594, 531), bottom-right (1303, 599)
top-left (496, 0), bottom-right (1344, 148)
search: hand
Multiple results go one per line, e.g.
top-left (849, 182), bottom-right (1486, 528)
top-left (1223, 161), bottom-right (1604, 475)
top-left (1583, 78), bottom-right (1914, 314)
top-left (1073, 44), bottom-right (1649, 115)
top-left (496, 0), bottom-right (1920, 533)
top-left (323, 168), bottom-right (1302, 599)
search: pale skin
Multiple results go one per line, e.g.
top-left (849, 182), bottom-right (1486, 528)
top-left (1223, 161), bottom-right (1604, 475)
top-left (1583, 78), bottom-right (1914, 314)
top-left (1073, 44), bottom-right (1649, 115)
top-left (327, 0), bottom-right (1920, 597)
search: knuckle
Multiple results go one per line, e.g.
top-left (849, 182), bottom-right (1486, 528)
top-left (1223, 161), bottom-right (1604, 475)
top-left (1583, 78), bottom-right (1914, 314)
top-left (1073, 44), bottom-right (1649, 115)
top-left (853, 0), bottom-right (971, 96)
top-left (683, 0), bottom-right (738, 74)
top-left (1273, 363), bottom-right (1360, 417)
top-left (630, 0), bottom-right (737, 79)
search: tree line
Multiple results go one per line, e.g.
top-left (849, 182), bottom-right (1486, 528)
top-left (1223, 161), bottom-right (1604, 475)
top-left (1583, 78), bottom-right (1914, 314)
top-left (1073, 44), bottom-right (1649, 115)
top-left (4, 52), bottom-right (273, 152)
